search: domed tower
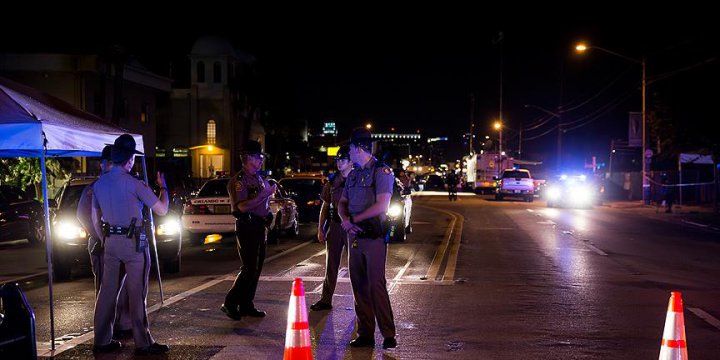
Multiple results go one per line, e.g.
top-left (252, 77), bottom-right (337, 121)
top-left (174, 36), bottom-right (263, 178)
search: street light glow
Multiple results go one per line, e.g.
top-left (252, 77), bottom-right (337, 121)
top-left (494, 121), bottom-right (502, 130)
top-left (365, 123), bottom-right (372, 129)
top-left (575, 43), bottom-right (588, 52)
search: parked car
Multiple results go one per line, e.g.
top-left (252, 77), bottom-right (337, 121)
top-left (267, 179), bottom-right (300, 242)
top-left (0, 185), bottom-right (44, 245)
top-left (386, 178), bottom-right (413, 242)
top-left (278, 174), bottom-right (325, 223)
top-left (495, 169), bottom-right (534, 202)
top-left (182, 177), bottom-right (236, 245)
top-left (182, 176), bottom-right (298, 245)
top-left (423, 174), bottom-right (445, 191)
top-left (50, 177), bottom-right (182, 281)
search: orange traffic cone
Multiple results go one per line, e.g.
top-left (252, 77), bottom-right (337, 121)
top-left (283, 277), bottom-right (313, 360)
top-left (659, 291), bottom-right (688, 360)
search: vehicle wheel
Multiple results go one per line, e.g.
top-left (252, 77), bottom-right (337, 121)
top-left (27, 217), bottom-right (45, 245)
top-left (189, 234), bottom-right (205, 246)
top-left (163, 257), bottom-right (181, 274)
top-left (268, 213), bottom-right (282, 242)
top-left (286, 213), bottom-right (299, 238)
top-left (526, 196), bottom-right (534, 203)
top-left (53, 260), bottom-right (72, 282)
top-left (393, 222), bottom-right (406, 242)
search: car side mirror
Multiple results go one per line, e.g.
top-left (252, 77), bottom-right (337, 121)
top-left (48, 199), bottom-right (58, 208)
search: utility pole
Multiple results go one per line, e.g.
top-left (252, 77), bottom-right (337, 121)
top-left (470, 93), bottom-right (475, 154)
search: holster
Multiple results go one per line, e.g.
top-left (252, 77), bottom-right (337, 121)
top-left (134, 217), bottom-right (148, 253)
top-left (90, 237), bottom-right (104, 256)
top-left (356, 217), bottom-right (384, 239)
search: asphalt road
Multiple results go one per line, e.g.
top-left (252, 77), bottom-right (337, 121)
top-left (4, 194), bottom-right (720, 358)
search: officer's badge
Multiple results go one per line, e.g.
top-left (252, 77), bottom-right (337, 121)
top-left (383, 167), bottom-right (392, 175)
top-left (235, 181), bottom-right (242, 192)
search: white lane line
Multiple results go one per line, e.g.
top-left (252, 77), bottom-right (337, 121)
top-left (37, 240), bottom-right (315, 357)
top-left (389, 248), bottom-right (420, 294)
top-left (443, 211), bottom-right (464, 281)
top-left (582, 243), bottom-right (608, 256)
top-left (1, 271), bottom-right (48, 285)
top-left (688, 307), bottom-right (720, 331)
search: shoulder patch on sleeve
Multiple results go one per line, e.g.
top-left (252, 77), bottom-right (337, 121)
top-left (235, 180), bottom-right (243, 192)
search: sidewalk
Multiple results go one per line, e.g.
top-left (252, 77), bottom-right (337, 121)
top-left (602, 199), bottom-right (720, 231)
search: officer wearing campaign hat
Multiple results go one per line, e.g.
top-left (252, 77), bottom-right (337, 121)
top-left (76, 145), bottom-right (132, 339)
top-left (221, 140), bottom-right (276, 320)
top-left (338, 128), bottom-right (397, 349)
top-left (310, 145), bottom-right (352, 311)
top-left (91, 134), bottom-right (170, 355)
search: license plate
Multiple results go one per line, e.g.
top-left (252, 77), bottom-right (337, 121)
top-left (214, 205), bottom-right (230, 214)
top-left (514, 190), bottom-right (520, 193)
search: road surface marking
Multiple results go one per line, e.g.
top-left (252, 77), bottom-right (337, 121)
top-left (443, 210), bottom-right (464, 281)
top-left (37, 240), bottom-right (315, 357)
top-left (688, 307), bottom-right (720, 331)
top-left (420, 205), bottom-right (456, 281)
top-left (389, 247), bottom-right (421, 294)
top-left (416, 204), bottom-right (464, 281)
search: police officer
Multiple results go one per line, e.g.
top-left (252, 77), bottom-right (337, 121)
top-left (76, 145), bottom-right (131, 339)
top-left (338, 128), bottom-right (397, 349)
top-left (311, 145), bottom-right (352, 311)
top-left (91, 134), bottom-right (170, 355)
top-left (446, 170), bottom-right (458, 201)
top-left (221, 140), bottom-right (276, 320)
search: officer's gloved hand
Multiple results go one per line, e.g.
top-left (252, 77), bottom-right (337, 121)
top-left (156, 171), bottom-right (167, 189)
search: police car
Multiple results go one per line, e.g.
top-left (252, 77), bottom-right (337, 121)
top-left (182, 176), bottom-right (299, 245)
top-left (50, 176), bottom-right (183, 280)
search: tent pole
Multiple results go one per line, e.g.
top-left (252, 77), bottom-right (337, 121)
top-left (40, 151), bottom-right (56, 351)
top-left (142, 156), bottom-right (164, 304)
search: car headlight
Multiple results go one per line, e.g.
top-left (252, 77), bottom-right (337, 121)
top-left (56, 221), bottom-right (87, 240)
top-left (546, 187), bottom-right (561, 200)
top-left (157, 218), bottom-right (181, 236)
top-left (569, 186), bottom-right (593, 204)
top-left (387, 204), bottom-right (402, 218)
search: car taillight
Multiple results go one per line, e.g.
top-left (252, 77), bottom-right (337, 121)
top-left (183, 204), bottom-right (211, 215)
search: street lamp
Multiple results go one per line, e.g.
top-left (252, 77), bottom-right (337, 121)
top-left (365, 123), bottom-right (372, 130)
top-left (494, 121), bottom-right (502, 154)
top-left (576, 42), bottom-right (648, 204)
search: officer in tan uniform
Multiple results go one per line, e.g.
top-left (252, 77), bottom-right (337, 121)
top-left (76, 145), bottom-right (131, 338)
top-left (311, 145), bottom-right (352, 311)
top-left (338, 128), bottom-right (397, 349)
top-left (91, 134), bottom-right (170, 355)
top-left (221, 140), bottom-right (276, 320)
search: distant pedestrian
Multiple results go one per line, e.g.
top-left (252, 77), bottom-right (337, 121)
top-left (446, 171), bottom-right (458, 201)
top-left (661, 175), bottom-right (674, 213)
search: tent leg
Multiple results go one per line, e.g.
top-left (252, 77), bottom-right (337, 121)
top-left (40, 152), bottom-right (55, 351)
top-left (142, 156), bottom-right (164, 304)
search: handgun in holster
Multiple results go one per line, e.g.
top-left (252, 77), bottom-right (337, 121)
top-left (92, 222), bottom-right (111, 256)
top-left (356, 217), bottom-right (384, 239)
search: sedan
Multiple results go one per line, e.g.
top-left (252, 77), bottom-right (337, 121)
top-left (0, 185), bottom-right (44, 245)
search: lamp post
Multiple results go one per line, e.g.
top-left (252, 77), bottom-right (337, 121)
top-left (576, 43), bottom-right (647, 204)
top-left (494, 121), bottom-right (503, 154)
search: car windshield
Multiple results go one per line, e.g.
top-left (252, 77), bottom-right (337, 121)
top-left (199, 179), bottom-right (230, 197)
top-left (59, 185), bottom-right (87, 211)
top-left (503, 171), bottom-right (529, 179)
top-left (279, 179), bottom-right (323, 199)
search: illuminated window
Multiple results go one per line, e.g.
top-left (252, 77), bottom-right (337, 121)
top-left (213, 62), bottom-right (222, 83)
top-left (140, 103), bottom-right (149, 123)
top-left (207, 120), bottom-right (216, 145)
top-left (197, 61), bottom-right (205, 83)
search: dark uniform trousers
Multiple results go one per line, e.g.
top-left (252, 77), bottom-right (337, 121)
top-left (225, 218), bottom-right (267, 311)
top-left (349, 235), bottom-right (396, 339)
top-left (94, 234), bottom-right (154, 348)
top-left (319, 221), bottom-right (347, 304)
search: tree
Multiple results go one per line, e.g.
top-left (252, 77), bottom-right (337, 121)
top-left (0, 157), bottom-right (77, 199)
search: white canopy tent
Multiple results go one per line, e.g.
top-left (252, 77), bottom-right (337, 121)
top-left (0, 77), bottom-right (160, 352)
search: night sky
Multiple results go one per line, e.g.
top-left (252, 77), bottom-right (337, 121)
top-left (2, 10), bottom-right (717, 172)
